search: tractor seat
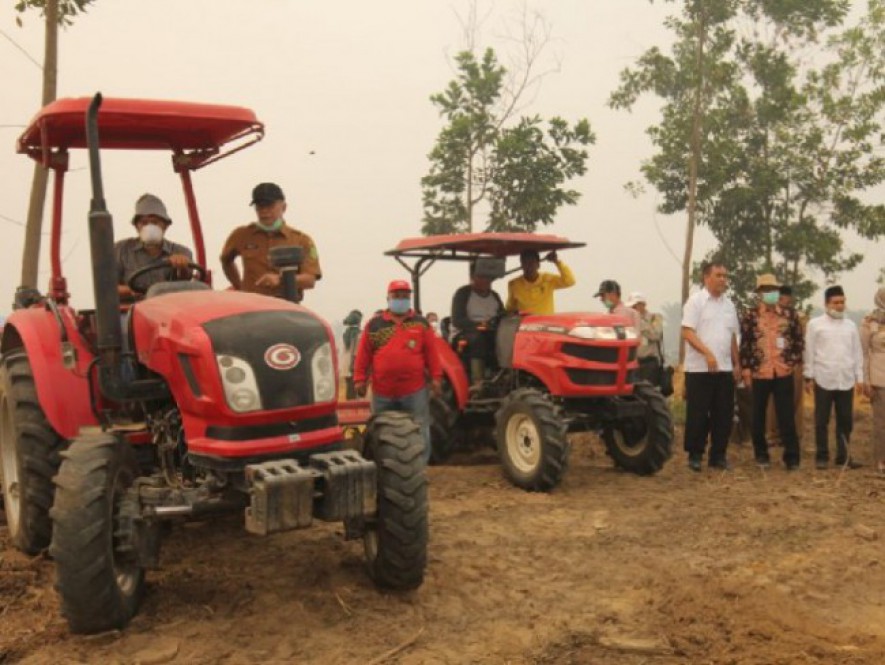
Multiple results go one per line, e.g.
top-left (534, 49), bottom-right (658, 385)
top-left (144, 281), bottom-right (211, 299)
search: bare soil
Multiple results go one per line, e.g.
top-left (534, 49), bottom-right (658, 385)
top-left (2, 406), bottom-right (885, 665)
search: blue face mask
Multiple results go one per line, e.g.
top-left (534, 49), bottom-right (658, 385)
top-left (388, 297), bottom-right (411, 315)
top-left (761, 291), bottom-right (779, 306)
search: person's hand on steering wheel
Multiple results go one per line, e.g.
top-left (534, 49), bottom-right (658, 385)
top-left (126, 258), bottom-right (207, 296)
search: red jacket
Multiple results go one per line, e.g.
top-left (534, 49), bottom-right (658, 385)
top-left (353, 310), bottom-right (441, 397)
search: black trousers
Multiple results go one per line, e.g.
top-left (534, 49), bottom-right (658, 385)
top-left (813, 384), bottom-right (854, 462)
top-left (752, 375), bottom-right (800, 465)
top-left (684, 371), bottom-right (735, 462)
top-left (638, 356), bottom-right (662, 386)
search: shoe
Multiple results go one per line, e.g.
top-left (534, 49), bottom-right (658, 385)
top-left (688, 457), bottom-right (702, 472)
top-left (815, 460), bottom-right (828, 470)
top-left (835, 459), bottom-right (863, 470)
top-left (785, 462), bottom-right (800, 471)
top-left (755, 457), bottom-right (771, 470)
top-left (709, 459), bottom-right (731, 471)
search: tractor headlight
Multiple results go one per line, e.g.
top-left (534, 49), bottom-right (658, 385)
top-left (217, 355), bottom-right (263, 413)
top-left (569, 325), bottom-right (639, 341)
top-left (311, 342), bottom-right (336, 402)
top-left (569, 325), bottom-right (619, 340)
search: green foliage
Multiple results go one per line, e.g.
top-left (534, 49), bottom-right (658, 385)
top-left (14, 0), bottom-right (95, 26)
top-left (610, 0), bottom-right (884, 308)
top-left (422, 48), bottom-right (594, 234)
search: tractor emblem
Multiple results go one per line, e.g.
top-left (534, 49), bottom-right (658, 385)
top-left (264, 343), bottom-right (301, 370)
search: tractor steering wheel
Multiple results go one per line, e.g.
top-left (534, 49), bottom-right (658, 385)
top-left (126, 259), bottom-right (208, 294)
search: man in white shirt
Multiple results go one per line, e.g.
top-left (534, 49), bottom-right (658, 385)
top-left (804, 285), bottom-right (864, 470)
top-left (681, 261), bottom-right (740, 471)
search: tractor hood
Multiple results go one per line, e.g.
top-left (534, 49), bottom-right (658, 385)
top-left (128, 290), bottom-right (337, 416)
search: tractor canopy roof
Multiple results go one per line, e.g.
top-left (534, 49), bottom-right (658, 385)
top-left (386, 232), bottom-right (586, 259)
top-left (17, 96), bottom-right (263, 167)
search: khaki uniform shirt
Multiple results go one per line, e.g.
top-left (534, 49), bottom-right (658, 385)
top-left (220, 222), bottom-right (322, 298)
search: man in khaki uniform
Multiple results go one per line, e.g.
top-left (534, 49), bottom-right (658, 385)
top-left (220, 182), bottom-right (322, 298)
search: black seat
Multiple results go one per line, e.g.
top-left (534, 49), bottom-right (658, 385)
top-left (144, 281), bottom-right (211, 299)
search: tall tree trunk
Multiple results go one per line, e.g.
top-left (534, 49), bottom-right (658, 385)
top-left (20, 0), bottom-right (59, 290)
top-left (680, 5), bottom-right (706, 364)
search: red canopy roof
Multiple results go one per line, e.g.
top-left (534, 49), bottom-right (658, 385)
top-left (386, 232), bottom-right (586, 258)
top-left (16, 97), bottom-right (263, 154)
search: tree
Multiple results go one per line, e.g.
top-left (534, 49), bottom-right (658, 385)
top-left (608, 0), bottom-right (884, 313)
top-left (15, 0), bottom-right (95, 292)
top-left (422, 46), bottom-right (594, 234)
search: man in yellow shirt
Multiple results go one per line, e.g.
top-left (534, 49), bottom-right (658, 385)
top-left (505, 249), bottom-right (576, 315)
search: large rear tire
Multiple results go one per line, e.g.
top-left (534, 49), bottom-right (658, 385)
top-left (361, 411), bottom-right (428, 590)
top-left (50, 433), bottom-right (146, 634)
top-left (602, 381), bottom-right (673, 475)
top-left (495, 388), bottom-right (569, 492)
top-left (0, 351), bottom-right (69, 554)
top-left (429, 379), bottom-right (459, 465)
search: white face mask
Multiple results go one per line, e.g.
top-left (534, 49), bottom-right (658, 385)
top-left (826, 308), bottom-right (845, 320)
top-left (139, 223), bottom-right (164, 245)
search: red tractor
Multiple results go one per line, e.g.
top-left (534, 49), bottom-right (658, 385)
top-left (0, 95), bottom-right (427, 634)
top-left (386, 234), bottom-right (674, 490)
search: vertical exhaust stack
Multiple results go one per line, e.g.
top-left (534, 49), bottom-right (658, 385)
top-left (269, 246), bottom-right (304, 304)
top-left (85, 94), bottom-right (125, 385)
top-left (85, 93), bottom-right (168, 403)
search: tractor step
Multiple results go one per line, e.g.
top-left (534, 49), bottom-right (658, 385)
top-left (244, 452), bottom-right (376, 535)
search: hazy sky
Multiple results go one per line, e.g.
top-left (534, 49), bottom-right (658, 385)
top-left (1, 0), bottom-right (881, 328)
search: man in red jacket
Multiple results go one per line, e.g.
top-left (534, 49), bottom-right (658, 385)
top-left (354, 280), bottom-right (442, 463)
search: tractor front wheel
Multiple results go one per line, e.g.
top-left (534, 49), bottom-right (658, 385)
top-left (50, 433), bottom-right (146, 634)
top-left (361, 411), bottom-right (428, 590)
top-left (0, 351), bottom-right (69, 554)
top-left (495, 388), bottom-right (569, 492)
top-left (602, 381), bottom-right (673, 475)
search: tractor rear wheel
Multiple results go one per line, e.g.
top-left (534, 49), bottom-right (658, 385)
top-left (495, 388), bottom-right (569, 492)
top-left (0, 351), bottom-right (69, 554)
top-left (429, 379), bottom-right (459, 464)
top-left (361, 411), bottom-right (428, 590)
top-left (50, 433), bottom-right (146, 634)
top-left (603, 381), bottom-right (673, 475)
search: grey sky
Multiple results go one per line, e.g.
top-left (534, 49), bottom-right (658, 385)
top-left (1, 0), bottom-right (881, 327)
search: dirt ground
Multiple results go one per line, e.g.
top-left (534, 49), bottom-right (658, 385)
top-left (2, 404), bottom-right (885, 665)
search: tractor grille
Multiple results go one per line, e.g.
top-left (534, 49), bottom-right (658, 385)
top-left (562, 343), bottom-right (636, 364)
top-left (203, 310), bottom-right (329, 411)
top-left (566, 369), bottom-right (617, 386)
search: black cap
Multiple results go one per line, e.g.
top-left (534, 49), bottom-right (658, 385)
top-left (250, 182), bottom-right (285, 206)
top-left (594, 279), bottom-right (621, 297)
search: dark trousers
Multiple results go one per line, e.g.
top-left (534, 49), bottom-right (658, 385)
top-left (813, 384), bottom-right (854, 462)
top-left (752, 376), bottom-right (800, 465)
top-left (684, 372), bottom-right (735, 463)
top-left (638, 356), bottom-right (661, 386)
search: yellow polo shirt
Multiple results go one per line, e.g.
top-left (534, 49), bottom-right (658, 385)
top-left (505, 261), bottom-right (576, 315)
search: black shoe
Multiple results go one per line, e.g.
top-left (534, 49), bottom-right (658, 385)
top-left (815, 460), bottom-right (828, 470)
top-left (688, 457), bottom-right (702, 472)
top-left (785, 462), bottom-right (800, 471)
top-left (709, 459), bottom-right (731, 471)
top-left (755, 457), bottom-right (772, 470)
top-left (836, 459), bottom-right (863, 469)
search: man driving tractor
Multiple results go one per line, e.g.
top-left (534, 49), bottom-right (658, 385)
top-left (115, 193), bottom-right (192, 300)
top-left (451, 259), bottom-right (505, 384)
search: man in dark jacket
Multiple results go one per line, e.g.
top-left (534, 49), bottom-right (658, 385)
top-left (354, 280), bottom-right (442, 463)
top-left (451, 261), bottom-right (505, 383)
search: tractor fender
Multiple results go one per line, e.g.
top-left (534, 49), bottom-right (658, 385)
top-left (1, 306), bottom-right (98, 439)
top-left (431, 336), bottom-right (469, 409)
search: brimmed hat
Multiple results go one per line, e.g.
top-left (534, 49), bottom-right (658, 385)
top-left (625, 291), bottom-right (647, 307)
top-left (387, 279), bottom-right (412, 294)
top-left (250, 182), bottom-right (285, 206)
top-left (132, 193), bottom-right (171, 225)
top-left (594, 279), bottom-right (621, 297)
top-left (755, 273), bottom-right (781, 290)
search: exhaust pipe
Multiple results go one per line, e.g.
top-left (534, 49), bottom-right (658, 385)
top-left (85, 93), bottom-right (168, 403)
